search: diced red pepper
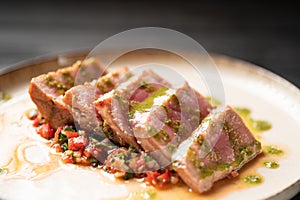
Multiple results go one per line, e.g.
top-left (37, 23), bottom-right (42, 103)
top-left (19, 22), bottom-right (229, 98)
top-left (145, 171), bottom-right (160, 184)
top-left (65, 131), bottom-right (79, 138)
top-left (68, 136), bottom-right (87, 151)
top-left (145, 169), bottom-right (171, 188)
top-left (37, 123), bottom-right (55, 139)
top-left (157, 169), bottom-right (171, 186)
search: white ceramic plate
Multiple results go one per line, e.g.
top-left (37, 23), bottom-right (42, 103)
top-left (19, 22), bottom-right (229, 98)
top-left (0, 51), bottom-right (299, 200)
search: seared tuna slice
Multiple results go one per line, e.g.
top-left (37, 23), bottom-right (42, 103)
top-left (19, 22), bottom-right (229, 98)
top-left (62, 67), bottom-right (132, 135)
top-left (130, 82), bottom-right (213, 166)
top-left (172, 106), bottom-right (262, 193)
top-left (29, 58), bottom-right (105, 128)
top-left (94, 70), bottom-right (171, 151)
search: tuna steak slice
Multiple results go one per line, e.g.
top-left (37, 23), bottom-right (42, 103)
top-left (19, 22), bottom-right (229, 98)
top-left (29, 58), bottom-right (105, 128)
top-left (94, 69), bottom-right (171, 151)
top-left (62, 67), bottom-right (132, 135)
top-left (130, 82), bottom-right (213, 166)
top-left (172, 106), bottom-right (262, 193)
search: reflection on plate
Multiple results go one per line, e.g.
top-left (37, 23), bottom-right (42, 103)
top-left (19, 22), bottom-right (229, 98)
top-left (0, 50), bottom-right (300, 200)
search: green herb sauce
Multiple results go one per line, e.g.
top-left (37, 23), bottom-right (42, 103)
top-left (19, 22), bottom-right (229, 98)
top-left (252, 120), bottom-right (272, 131)
top-left (140, 81), bottom-right (153, 90)
top-left (61, 69), bottom-right (74, 85)
top-left (165, 119), bottom-right (181, 133)
top-left (264, 161), bottom-right (279, 169)
top-left (243, 175), bottom-right (263, 184)
top-left (166, 143), bottom-right (178, 154)
top-left (97, 76), bottom-right (115, 93)
top-left (45, 70), bottom-right (75, 95)
top-left (234, 107), bottom-right (251, 117)
top-left (130, 87), bottom-right (168, 117)
top-left (45, 75), bottom-right (68, 94)
top-left (187, 148), bottom-right (229, 179)
top-left (153, 129), bottom-right (170, 142)
top-left (144, 155), bottom-right (153, 162)
top-left (264, 146), bottom-right (284, 155)
top-left (234, 107), bottom-right (272, 132)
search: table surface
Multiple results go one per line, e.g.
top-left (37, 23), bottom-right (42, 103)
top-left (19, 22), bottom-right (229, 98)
top-left (0, 1), bottom-right (299, 199)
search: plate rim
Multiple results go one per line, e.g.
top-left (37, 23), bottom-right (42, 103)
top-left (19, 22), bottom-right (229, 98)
top-left (0, 49), bottom-right (91, 76)
top-left (1, 50), bottom-right (299, 95)
top-left (0, 50), bottom-right (299, 199)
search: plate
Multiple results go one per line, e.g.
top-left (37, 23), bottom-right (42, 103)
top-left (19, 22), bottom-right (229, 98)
top-left (0, 50), bottom-right (300, 200)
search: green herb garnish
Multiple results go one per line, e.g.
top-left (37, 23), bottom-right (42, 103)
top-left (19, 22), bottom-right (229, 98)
top-left (264, 146), bottom-right (283, 155)
top-left (61, 143), bottom-right (68, 151)
top-left (243, 175), bottom-right (263, 184)
top-left (264, 161), bottom-right (279, 169)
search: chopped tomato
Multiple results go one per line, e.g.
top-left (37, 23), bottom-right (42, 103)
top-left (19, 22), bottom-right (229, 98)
top-left (157, 169), bottom-right (171, 185)
top-left (65, 131), bottom-right (79, 138)
top-left (37, 123), bottom-right (55, 139)
top-left (68, 136), bottom-right (87, 151)
top-left (145, 169), bottom-right (171, 188)
top-left (145, 171), bottom-right (160, 184)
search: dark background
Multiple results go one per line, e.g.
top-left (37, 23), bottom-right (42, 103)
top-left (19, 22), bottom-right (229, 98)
top-left (0, 1), bottom-right (299, 198)
top-left (0, 1), bottom-right (299, 88)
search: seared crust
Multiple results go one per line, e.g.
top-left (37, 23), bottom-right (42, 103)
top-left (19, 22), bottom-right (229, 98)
top-left (94, 69), bottom-right (171, 151)
top-left (62, 67), bottom-right (132, 135)
top-left (29, 58), bottom-right (105, 128)
top-left (29, 75), bottom-right (74, 128)
top-left (94, 91), bottom-right (142, 150)
top-left (130, 82), bottom-right (213, 166)
top-left (172, 106), bottom-right (262, 193)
